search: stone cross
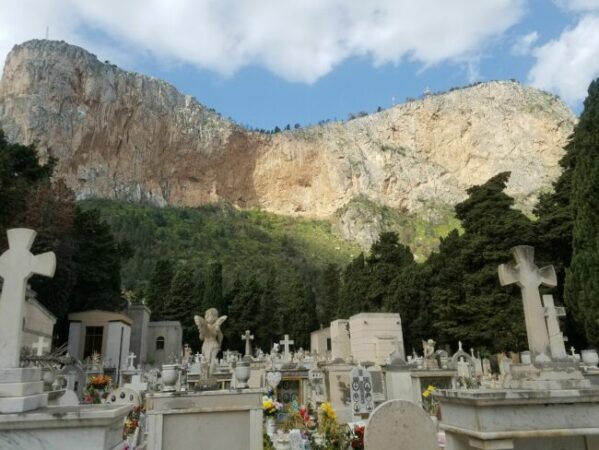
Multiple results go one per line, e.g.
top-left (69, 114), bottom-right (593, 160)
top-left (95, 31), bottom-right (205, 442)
top-left (241, 330), bottom-right (254, 357)
top-left (31, 336), bottom-right (50, 356)
top-left (280, 334), bottom-right (294, 359)
top-left (0, 229), bottom-right (56, 368)
top-left (127, 352), bottom-right (136, 370)
top-left (543, 294), bottom-right (567, 359)
top-left (498, 245), bottom-right (556, 362)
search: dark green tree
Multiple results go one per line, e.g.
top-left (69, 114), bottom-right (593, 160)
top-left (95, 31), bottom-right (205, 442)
top-left (146, 259), bottom-right (174, 320)
top-left (366, 232), bottom-right (415, 311)
top-left (164, 263), bottom-right (199, 349)
top-left (338, 253), bottom-right (368, 318)
top-left (69, 208), bottom-right (128, 313)
top-left (284, 277), bottom-right (318, 349)
top-left (227, 276), bottom-right (263, 352)
top-left (564, 79), bottom-right (599, 346)
top-left (203, 261), bottom-right (224, 313)
top-left (318, 263), bottom-right (340, 326)
top-left (258, 267), bottom-right (281, 351)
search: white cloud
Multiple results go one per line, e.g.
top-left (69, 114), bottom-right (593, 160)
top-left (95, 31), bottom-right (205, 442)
top-left (528, 14), bottom-right (599, 105)
top-left (511, 31), bottom-right (539, 56)
top-left (555, 0), bottom-right (599, 11)
top-left (0, 0), bottom-right (524, 83)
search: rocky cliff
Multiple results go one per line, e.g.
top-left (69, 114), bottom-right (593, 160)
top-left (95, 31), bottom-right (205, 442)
top-left (0, 40), bottom-right (577, 250)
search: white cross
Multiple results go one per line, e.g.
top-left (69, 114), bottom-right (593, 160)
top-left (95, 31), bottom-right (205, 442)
top-left (542, 294), bottom-right (567, 359)
top-left (31, 336), bottom-right (50, 356)
top-left (0, 229), bottom-right (56, 368)
top-left (280, 334), bottom-right (294, 358)
top-left (241, 330), bottom-right (254, 357)
top-left (127, 352), bottom-right (136, 369)
top-left (498, 245), bottom-right (557, 361)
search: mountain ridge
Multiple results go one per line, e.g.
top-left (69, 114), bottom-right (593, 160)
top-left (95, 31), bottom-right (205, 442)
top-left (0, 39), bottom-right (577, 250)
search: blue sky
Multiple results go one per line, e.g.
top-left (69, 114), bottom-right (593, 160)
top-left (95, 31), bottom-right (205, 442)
top-left (2, 0), bottom-right (599, 129)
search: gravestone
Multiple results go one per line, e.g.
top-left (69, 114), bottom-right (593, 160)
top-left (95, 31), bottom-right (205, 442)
top-left (498, 245), bottom-right (556, 362)
top-left (280, 335), bottom-right (294, 360)
top-left (242, 330), bottom-right (254, 357)
top-left (0, 228), bottom-right (56, 413)
top-left (350, 366), bottom-right (374, 415)
top-left (31, 335), bottom-right (50, 356)
top-left (543, 294), bottom-right (567, 359)
top-left (364, 399), bottom-right (437, 450)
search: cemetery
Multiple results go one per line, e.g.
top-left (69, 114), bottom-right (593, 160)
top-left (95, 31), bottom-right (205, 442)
top-left (1, 225), bottom-right (599, 450)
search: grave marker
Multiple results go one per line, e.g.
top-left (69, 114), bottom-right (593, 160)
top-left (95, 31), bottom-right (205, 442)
top-left (350, 366), bottom-right (374, 415)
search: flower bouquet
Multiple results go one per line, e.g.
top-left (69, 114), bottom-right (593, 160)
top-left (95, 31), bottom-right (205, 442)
top-left (422, 384), bottom-right (440, 418)
top-left (262, 396), bottom-right (283, 418)
top-left (89, 374), bottom-right (112, 389)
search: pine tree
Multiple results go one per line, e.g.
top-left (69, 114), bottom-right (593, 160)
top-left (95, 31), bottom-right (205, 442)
top-left (565, 79), bottom-right (599, 346)
top-left (146, 259), bottom-right (174, 320)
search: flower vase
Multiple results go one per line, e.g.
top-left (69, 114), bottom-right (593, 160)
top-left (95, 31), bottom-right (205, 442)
top-left (265, 416), bottom-right (276, 438)
top-left (582, 349), bottom-right (599, 368)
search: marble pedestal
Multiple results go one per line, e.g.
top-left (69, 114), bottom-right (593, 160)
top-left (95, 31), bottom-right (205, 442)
top-left (145, 389), bottom-right (263, 450)
top-left (0, 367), bottom-right (47, 413)
top-left (435, 388), bottom-right (599, 450)
top-left (0, 404), bottom-right (131, 450)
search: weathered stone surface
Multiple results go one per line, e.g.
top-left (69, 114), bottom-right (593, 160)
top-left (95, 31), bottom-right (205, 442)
top-left (0, 40), bottom-right (576, 245)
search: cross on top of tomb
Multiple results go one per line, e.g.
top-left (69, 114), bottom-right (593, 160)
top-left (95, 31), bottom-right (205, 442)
top-left (241, 330), bottom-right (254, 357)
top-left (280, 334), bottom-right (294, 358)
top-left (498, 245), bottom-right (557, 362)
top-left (31, 336), bottom-right (50, 356)
top-left (0, 228), bottom-right (56, 368)
top-left (127, 352), bottom-right (136, 369)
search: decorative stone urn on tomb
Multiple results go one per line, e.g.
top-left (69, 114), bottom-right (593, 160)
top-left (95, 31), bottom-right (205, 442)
top-left (234, 361), bottom-right (250, 388)
top-left (161, 364), bottom-right (179, 392)
top-left (582, 349), bottom-right (599, 368)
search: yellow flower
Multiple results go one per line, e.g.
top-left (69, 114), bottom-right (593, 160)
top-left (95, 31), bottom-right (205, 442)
top-left (263, 399), bottom-right (273, 410)
top-left (422, 390), bottom-right (430, 398)
top-left (320, 402), bottom-right (337, 420)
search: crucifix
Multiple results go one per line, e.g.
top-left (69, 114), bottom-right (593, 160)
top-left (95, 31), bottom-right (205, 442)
top-left (31, 336), bottom-right (50, 356)
top-left (498, 245), bottom-right (556, 362)
top-left (127, 352), bottom-right (137, 370)
top-left (241, 330), bottom-right (254, 357)
top-left (0, 229), bottom-right (56, 368)
top-left (280, 334), bottom-right (294, 360)
top-left (542, 294), bottom-right (567, 359)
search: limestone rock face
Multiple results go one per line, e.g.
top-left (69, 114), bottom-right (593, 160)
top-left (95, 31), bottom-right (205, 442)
top-left (0, 40), bottom-right (576, 244)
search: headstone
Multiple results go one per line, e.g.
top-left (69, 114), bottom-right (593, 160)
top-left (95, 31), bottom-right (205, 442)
top-left (308, 368), bottom-right (326, 403)
top-left (124, 374), bottom-right (148, 393)
top-left (350, 366), bottom-right (374, 415)
top-left (364, 399), bottom-right (437, 450)
top-left (280, 335), bottom-right (294, 360)
top-left (106, 386), bottom-right (141, 407)
top-left (542, 294), bottom-right (567, 359)
top-left (241, 330), bottom-right (254, 357)
top-left (498, 245), bottom-right (557, 361)
top-left (127, 352), bottom-right (136, 370)
top-left (0, 228), bottom-right (56, 413)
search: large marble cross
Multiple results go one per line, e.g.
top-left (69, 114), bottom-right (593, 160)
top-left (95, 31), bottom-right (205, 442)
top-left (241, 330), bottom-right (254, 357)
top-left (0, 229), bottom-right (56, 368)
top-left (127, 352), bottom-right (137, 370)
top-left (280, 334), bottom-right (294, 359)
top-left (498, 245), bottom-right (556, 361)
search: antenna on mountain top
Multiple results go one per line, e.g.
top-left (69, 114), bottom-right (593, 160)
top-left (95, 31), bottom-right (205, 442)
top-left (45, 26), bottom-right (49, 40)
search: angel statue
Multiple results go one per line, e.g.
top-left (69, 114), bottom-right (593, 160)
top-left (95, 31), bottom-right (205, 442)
top-left (194, 308), bottom-right (228, 371)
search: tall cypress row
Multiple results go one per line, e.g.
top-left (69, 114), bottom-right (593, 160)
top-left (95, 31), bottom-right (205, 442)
top-left (565, 79), bottom-right (599, 346)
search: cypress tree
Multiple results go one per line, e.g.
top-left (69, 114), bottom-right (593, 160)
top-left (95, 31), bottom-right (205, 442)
top-left (338, 253), bottom-right (368, 318)
top-left (565, 79), bottom-right (599, 346)
top-left (146, 259), bottom-right (174, 320)
top-left (318, 263), bottom-right (340, 325)
top-left (164, 263), bottom-right (199, 349)
top-left (203, 261), bottom-right (224, 313)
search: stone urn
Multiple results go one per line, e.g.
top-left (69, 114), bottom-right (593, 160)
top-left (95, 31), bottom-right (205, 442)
top-left (234, 361), bottom-right (251, 389)
top-left (520, 351), bottom-right (532, 365)
top-left (42, 369), bottom-right (56, 389)
top-left (161, 364), bottom-right (179, 392)
top-left (582, 349), bottom-right (599, 368)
